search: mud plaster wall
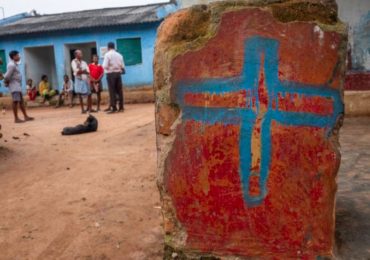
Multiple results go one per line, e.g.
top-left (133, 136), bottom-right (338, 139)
top-left (154, 0), bottom-right (347, 258)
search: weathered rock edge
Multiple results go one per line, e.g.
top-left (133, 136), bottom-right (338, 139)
top-left (154, 0), bottom-right (347, 259)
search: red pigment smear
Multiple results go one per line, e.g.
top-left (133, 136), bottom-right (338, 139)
top-left (278, 93), bottom-right (334, 115)
top-left (166, 120), bottom-right (338, 257)
top-left (258, 55), bottom-right (269, 111)
top-left (249, 175), bottom-right (261, 197)
top-left (184, 90), bottom-right (247, 108)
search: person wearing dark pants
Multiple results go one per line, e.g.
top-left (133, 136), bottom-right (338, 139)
top-left (106, 72), bottom-right (124, 111)
top-left (103, 42), bottom-right (125, 113)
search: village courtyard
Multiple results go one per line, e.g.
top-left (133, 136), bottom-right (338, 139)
top-left (0, 105), bottom-right (368, 259)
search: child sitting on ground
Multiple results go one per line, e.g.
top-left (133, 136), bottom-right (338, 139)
top-left (56, 75), bottom-right (74, 108)
top-left (26, 79), bottom-right (37, 101)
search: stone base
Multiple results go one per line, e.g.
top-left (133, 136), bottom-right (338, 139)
top-left (164, 245), bottom-right (220, 260)
top-left (122, 86), bottom-right (155, 104)
top-left (155, 0), bottom-right (346, 258)
top-left (344, 90), bottom-right (370, 116)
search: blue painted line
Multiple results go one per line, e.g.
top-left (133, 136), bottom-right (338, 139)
top-left (182, 107), bottom-right (255, 125)
top-left (239, 117), bottom-right (254, 203)
top-left (176, 36), bottom-right (344, 207)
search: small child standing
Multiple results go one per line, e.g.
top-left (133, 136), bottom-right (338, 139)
top-left (56, 75), bottom-right (74, 108)
top-left (26, 79), bottom-right (37, 101)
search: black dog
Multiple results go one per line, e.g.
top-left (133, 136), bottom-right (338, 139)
top-left (62, 115), bottom-right (98, 135)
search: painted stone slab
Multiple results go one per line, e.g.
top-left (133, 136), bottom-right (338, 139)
top-left (155, 1), bottom-right (347, 258)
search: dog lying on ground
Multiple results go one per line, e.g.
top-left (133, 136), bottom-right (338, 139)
top-left (61, 115), bottom-right (98, 135)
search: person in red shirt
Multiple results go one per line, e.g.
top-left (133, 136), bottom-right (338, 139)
top-left (89, 54), bottom-right (104, 111)
top-left (26, 79), bottom-right (37, 101)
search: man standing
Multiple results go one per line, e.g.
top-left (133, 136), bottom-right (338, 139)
top-left (103, 42), bottom-right (125, 113)
top-left (72, 50), bottom-right (94, 113)
top-left (89, 54), bottom-right (104, 111)
top-left (4, 50), bottom-right (34, 123)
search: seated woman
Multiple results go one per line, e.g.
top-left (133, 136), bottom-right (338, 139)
top-left (26, 79), bottom-right (37, 101)
top-left (38, 75), bottom-right (56, 103)
top-left (56, 75), bottom-right (74, 108)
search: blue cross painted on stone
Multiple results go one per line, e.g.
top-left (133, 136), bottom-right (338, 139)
top-left (176, 36), bottom-right (343, 207)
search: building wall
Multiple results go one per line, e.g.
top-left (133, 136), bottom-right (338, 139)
top-left (337, 0), bottom-right (370, 71)
top-left (24, 46), bottom-right (58, 88)
top-left (64, 42), bottom-right (97, 79)
top-left (337, 0), bottom-right (370, 91)
top-left (0, 22), bottom-right (160, 93)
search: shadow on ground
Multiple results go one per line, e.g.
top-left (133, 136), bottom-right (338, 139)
top-left (336, 117), bottom-right (370, 259)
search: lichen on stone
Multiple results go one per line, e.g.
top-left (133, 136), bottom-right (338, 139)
top-left (271, 2), bottom-right (337, 24)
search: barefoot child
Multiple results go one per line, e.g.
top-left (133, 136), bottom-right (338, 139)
top-left (56, 75), bottom-right (74, 108)
top-left (4, 50), bottom-right (34, 123)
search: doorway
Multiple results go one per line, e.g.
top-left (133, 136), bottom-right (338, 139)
top-left (24, 46), bottom-right (58, 89)
top-left (64, 42), bottom-right (97, 81)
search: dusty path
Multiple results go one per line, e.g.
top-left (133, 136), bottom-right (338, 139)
top-left (0, 105), bottom-right (369, 259)
top-left (336, 117), bottom-right (370, 259)
top-left (0, 105), bottom-right (162, 260)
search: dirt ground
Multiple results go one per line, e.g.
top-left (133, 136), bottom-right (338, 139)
top-left (0, 105), bottom-right (369, 260)
top-left (0, 105), bottom-right (162, 260)
top-left (335, 117), bottom-right (370, 260)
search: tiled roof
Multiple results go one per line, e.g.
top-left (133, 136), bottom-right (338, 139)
top-left (0, 3), bottom-right (173, 37)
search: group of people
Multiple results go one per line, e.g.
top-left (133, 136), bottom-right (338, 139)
top-left (3, 42), bottom-right (125, 123)
top-left (26, 75), bottom-right (57, 103)
top-left (70, 41), bottom-right (125, 114)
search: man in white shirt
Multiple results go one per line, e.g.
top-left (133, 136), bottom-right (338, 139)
top-left (103, 42), bottom-right (125, 113)
top-left (71, 50), bottom-right (94, 113)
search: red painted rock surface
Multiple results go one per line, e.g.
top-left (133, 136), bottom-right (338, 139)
top-left (155, 1), bottom-right (347, 259)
